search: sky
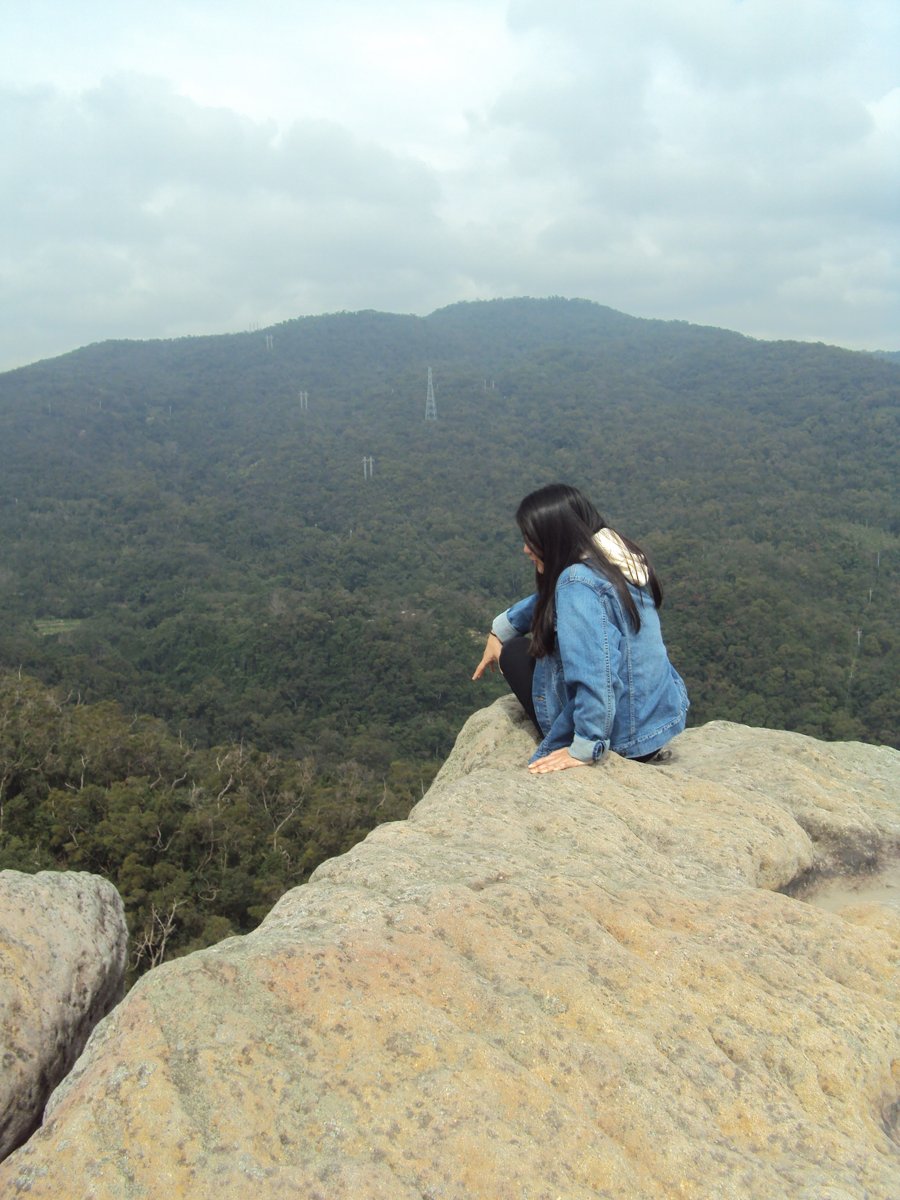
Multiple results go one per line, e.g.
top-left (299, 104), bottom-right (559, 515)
top-left (2, 0), bottom-right (898, 371)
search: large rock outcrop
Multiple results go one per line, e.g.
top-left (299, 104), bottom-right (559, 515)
top-left (0, 869), bottom-right (127, 1160)
top-left (1, 706), bottom-right (898, 1198)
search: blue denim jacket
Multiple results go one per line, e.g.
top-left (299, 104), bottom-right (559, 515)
top-left (492, 562), bottom-right (689, 763)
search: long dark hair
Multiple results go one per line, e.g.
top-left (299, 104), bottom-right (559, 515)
top-left (515, 483), bottom-right (662, 657)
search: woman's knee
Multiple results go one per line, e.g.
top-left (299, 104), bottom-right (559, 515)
top-left (499, 636), bottom-right (531, 677)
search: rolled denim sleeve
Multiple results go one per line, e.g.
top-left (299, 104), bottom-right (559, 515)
top-left (569, 731), bottom-right (607, 763)
top-left (554, 578), bottom-right (618, 762)
top-left (490, 593), bottom-right (537, 643)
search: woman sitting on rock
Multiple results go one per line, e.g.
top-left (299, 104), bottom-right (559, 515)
top-left (473, 483), bottom-right (689, 774)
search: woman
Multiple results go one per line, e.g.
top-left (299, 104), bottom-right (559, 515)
top-left (473, 484), bottom-right (689, 774)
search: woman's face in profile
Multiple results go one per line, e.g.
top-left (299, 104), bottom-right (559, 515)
top-left (523, 542), bottom-right (544, 573)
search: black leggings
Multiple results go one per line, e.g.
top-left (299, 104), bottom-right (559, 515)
top-left (498, 635), bottom-right (661, 762)
top-left (498, 637), bottom-right (539, 731)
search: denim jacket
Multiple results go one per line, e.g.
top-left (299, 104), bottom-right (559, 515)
top-left (492, 562), bottom-right (689, 763)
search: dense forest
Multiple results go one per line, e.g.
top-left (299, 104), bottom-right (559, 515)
top-left (1, 297), bottom-right (897, 976)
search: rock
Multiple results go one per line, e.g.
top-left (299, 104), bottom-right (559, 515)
top-left (0, 869), bottom-right (127, 1161)
top-left (1, 707), bottom-right (898, 1198)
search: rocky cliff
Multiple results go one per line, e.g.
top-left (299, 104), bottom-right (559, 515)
top-left (0, 870), bottom-right (127, 1159)
top-left (2, 703), bottom-right (898, 1198)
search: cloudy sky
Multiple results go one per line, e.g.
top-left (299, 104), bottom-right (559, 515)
top-left (2, 0), bottom-right (898, 370)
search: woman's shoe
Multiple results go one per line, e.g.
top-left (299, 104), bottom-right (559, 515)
top-left (646, 748), bottom-right (673, 764)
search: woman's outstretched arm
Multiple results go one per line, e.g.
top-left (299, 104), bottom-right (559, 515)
top-left (472, 632), bottom-right (503, 679)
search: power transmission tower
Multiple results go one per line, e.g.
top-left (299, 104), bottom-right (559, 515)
top-left (299, 390), bottom-right (308, 411)
top-left (265, 334), bottom-right (274, 350)
top-left (425, 367), bottom-right (437, 420)
top-left (363, 456), bottom-right (374, 480)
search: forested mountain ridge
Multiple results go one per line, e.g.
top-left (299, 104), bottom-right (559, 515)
top-left (1, 297), bottom-right (897, 969)
top-left (1, 296), bottom-right (897, 751)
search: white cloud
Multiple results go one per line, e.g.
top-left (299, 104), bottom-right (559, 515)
top-left (463, 0), bottom-right (900, 344)
top-left (1, 0), bottom-right (898, 369)
top-left (0, 73), bottom-right (465, 362)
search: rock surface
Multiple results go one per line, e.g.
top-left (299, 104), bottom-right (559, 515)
top-left (0, 869), bottom-right (127, 1160)
top-left (1, 707), bottom-right (898, 1198)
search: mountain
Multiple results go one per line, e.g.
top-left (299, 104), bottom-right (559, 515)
top-left (1, 297), bottom-right (895, 762)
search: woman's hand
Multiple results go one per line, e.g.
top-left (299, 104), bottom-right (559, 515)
top-left (472, 632), bottom-right (503, 680)
top-left (527, 748), bottom-right (590, 774)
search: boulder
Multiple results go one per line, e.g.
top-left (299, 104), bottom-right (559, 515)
top-left (1, 708), bottom-right (898, 1198)
top-left (0, 869), bottom-right (127, 1160)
